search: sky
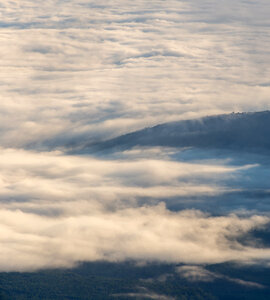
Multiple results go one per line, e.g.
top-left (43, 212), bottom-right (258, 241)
top-left (0, 0), bottom-right (270, 271)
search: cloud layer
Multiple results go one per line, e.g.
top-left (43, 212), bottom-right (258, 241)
top-left (0, 0), bottom-right (270, 148)
top-left (0, 148), bottom-right (269, 271)
top-left (0, 0), bottom-right (270, 271)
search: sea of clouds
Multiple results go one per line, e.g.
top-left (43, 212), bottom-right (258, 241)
top-left (0, 0), bottom-right (270, 271)
top-left (0, 0), bottom-right (270, 148)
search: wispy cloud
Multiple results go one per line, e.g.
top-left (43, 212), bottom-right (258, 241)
top-left (113, 287), bottom-right (175, 299)
top-left (177, 265), bottom-right (265, 288)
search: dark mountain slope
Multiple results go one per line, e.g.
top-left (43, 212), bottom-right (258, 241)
top-left (82, 111), bottom-right (270, 153)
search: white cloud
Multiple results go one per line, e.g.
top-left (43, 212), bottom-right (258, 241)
top-left (0, 147), bottom-right (247, 208)
top-left (0, 0), bottom-right (269, 147)
top-left (0, 148), bottom-right (268, 271)
top-left (1, 202), bottom-right (269, 271)
top-left (0, 0), bottom-right (270, 272)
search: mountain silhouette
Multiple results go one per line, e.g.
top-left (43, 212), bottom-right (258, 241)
top-left (82, 111), bottom-right (270, 153)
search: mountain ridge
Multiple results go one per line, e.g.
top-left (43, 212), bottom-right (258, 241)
top-left (80, 111), bottom-right (270, 153)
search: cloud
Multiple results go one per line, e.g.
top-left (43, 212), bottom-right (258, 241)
top-left (0, 147), bottom-right (241, 205)
top-left (177, 265), bottom-right (217, 282)
top-left (0, 0), bottom-right (270, 273)
top-left (113, 287), bottom-right (175, 299)
top-left (0, 148), bottom-right (269, 271)
top-left (177, 265), bottom-right (265, 288)
top-left (0, 0), bottom-right (269, 148)
top-left (1, 202), bottom-right (270, 271)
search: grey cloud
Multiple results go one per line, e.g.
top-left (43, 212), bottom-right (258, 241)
top-left (24, 45), bottom-right (60, 54)
top-left (177, 265), bottom-right (265, 288)
top-left (176, 265), bottom-right (218, 282)
top-left (113, 287), bottom-right (175, 299)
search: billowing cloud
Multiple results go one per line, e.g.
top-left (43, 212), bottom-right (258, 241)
top-left (0, 148), bottom-right (269, 271)
top-left (1, 201), bottom-right (270, 271)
